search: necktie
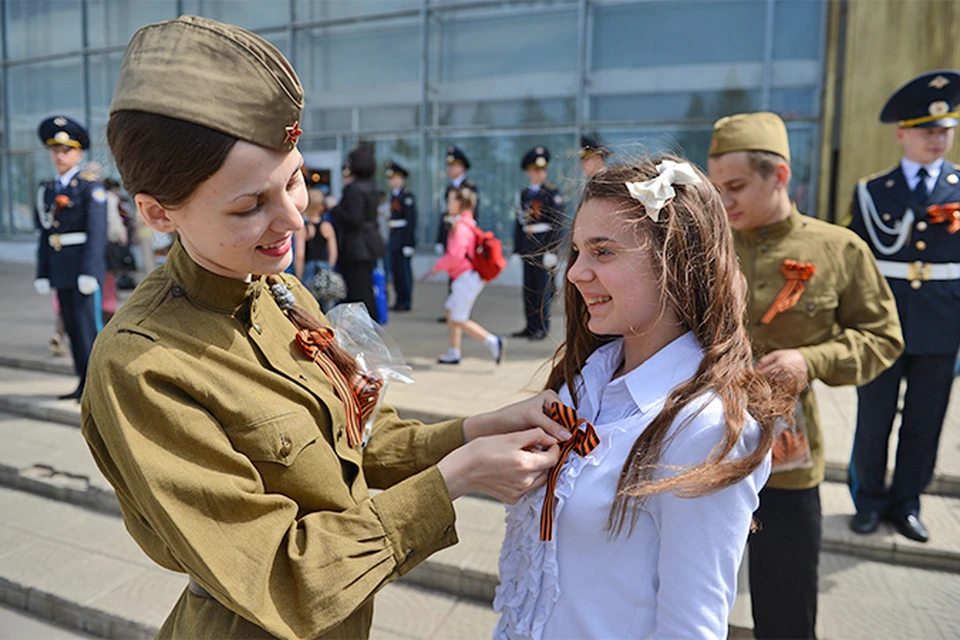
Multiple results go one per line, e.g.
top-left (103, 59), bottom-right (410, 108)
top-left (914, 167), bottom-right (929, 208)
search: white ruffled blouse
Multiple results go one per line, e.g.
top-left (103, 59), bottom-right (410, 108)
top-left (493, 333), bottom-right (771, 640)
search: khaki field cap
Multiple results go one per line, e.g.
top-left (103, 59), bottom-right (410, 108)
top-left (110, 15), bottom-right (304, 152)
top-left (709, 112), bottom-right (791, 164)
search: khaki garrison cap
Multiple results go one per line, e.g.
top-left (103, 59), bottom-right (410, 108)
top-left (709, 112), bottom-right (791, 164)
top-left (110, 15), bottom-right (304, 152)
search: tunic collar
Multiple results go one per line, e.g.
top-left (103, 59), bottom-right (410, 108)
top-left (163, 238), bottom-right (262, 314)
top-left (735, 203), bottom-right (803, 247)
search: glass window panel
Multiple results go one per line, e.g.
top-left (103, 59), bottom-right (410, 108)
top-left (86, 0), bottom-right (177, 49)
top-left (773, 0), bottom-right (822, 61)
top-left (303, 106), bottom-right (353, 133)
top-left (769, 88), bottom-right (816, 119)
top-left (295, 0), bottom-right (421, 21)
top-left (590, 89), bottom-right (762, 125)
top-left (8, 150), bottom-right (52, 233)
top-left (436, 10), bottom-right (577, 82)
top-left (360, 106), bottom-right (419, 132)
top-left (786, 126), bottom-right (816, 213)
top-left (296, 22), bottom-right (420, 97)
top-left (7, 58), bottom-right (85, 150)
top-left (426, 133), bottom-right (577, 251)
top-left (88, 52), bottom-right (126, 154)
top-left (262, 30), bottom-right (291, 58)
top-left (182, 0), bottom-right (291, 30)
top-left (5, 0), bottom-right (82, 59)
top-left (592, 1), bottom-right (765, 70)
top-left (435, 97), bottom-right (575, 128)
top-left (300, 136), bottom-right (339, 152)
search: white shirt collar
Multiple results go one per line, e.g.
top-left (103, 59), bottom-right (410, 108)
top-left (58, 166), bottom-right (80, 188)
top-left (901, 157), bottom-right (943, 189)
top-left (576, 332), bottom-right (703, 418)
top-left (529, 184), bottom-right (541, 194)
top-left (451, 175), bottom-right (465, 188)
top-left (392, 187), bottom-right (401, 196)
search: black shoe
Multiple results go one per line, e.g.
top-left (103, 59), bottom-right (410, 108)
top-left (511, 328), bottom-right (533, 338)
top-left (58, 387), bottom-right (82, 402)
top-left (850, 510), bottom-right (881, 534)
top-left (391, 305), bottom-right (411, 312)
top-left (436, 316), bottom-right (448, 324)
top-left (888, 513), bottom-right (930, 543)
top-left (528, 330), bottom-right (548, 341)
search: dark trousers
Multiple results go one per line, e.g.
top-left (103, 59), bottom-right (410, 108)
top-left (522, 259), bottom-right (553, 334)
top-left (339, 260), bottom-right (376, 320)
top-left (749, 485), bottom-right (821, 639)
top-left (58, 286), bottom-right (98, 391)
top-left (390, 251), bottom-right (412, 309)
top-left (850, 352), bottom-right (954, 518)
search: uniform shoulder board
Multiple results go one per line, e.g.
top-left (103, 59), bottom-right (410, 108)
top-left (544, 182), bottom-right (557, 191)
top-left (464, 179), bottom-right (476, 189)
top-left (953, 163), bottom-right (960, 171)
top-left (859, 164), bottom-right (898, 185)
top-left (78, 169), bottom-right (100, 182)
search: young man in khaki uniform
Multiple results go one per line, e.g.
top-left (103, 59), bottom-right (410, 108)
top-left (707, 112), bottom-right (903, 639)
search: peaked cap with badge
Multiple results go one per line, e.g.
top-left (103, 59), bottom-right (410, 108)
top-left (111, 15), bottom-right (304, 151)
top-left (579, 134), bottom-right (609, 159)
top-left (385, 160), bottom-right (409, 178)
top-left (709, 111), bottom-right (791, 163)
top-left (83, 15), bottom-right (463, 640)
top-left (521, 146), bottom-right (550, 170)
top-left (445, 146), bottom-right (471, 169)
top-left (38, 115), bottom-right (90, 150)
top-left (880, 70), bottom-right (960, 129)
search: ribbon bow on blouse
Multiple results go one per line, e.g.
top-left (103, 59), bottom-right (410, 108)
top-left (624, 160), bottom-right (703, 222)
top-left (926, 202), bottom-right (960, 234)
top-left (760, 259), bottom-right (816, 325)
top-left (540, 402), bottom-right (600, 542)
top-left (295, 327), bottom-right (383, 448)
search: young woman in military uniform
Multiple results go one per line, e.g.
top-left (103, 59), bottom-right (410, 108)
top-left (80, 16), bottom-right (567, 640)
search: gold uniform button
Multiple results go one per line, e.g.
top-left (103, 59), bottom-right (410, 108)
top-left (279, 434), bottom-right (292, 457)
top-left (916, 221), bottom-right (928, 231)
top-left (911, 280), bottom-right (922, 290)
top-left (916, 240), bottom-right (927, 251)
top-left (882, 213), bottom-right (892, 222)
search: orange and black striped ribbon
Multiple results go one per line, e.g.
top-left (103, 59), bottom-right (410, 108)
top-left (759, 259), bottom-right (816, 325)
top-left (927, 202), bottom-right (960, 234)
top-left (295, 327), bottom-right (384, 448)
top-left (540, 402), bottom-right (600, 542)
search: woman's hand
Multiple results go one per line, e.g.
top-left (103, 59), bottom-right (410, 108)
top-left (438, 428), bottom-right (560, 503)
top-left (463, 389), bottom-right (570, 443)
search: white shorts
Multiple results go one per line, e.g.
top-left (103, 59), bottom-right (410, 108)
top-left (445, 270), bottom-right (484, 323)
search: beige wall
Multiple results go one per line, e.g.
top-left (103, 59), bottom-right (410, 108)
top-left (819, 0), bottom-right (960, 221)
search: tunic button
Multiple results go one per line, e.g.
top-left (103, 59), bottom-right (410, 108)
top-left (910, 280), bottom-right (922, 290)
top-left (807, 302), bottom-right (815, 312)
top-left (915, 240), bottom-right (927, 251)
top-left (170, 286), bottom-right (184, 298)
top-left (279, 434), bottom-right (292, 457)
top-left (916, 221), bottom-right (928, 231)
top-left (52, 221), bottom-right (60, 228)
top-left (337, 425), bottom-right (344, 439)
top-left (760, 245), bottom-right (768, 253)
top-left (757, 280), bottom-right (766, 289)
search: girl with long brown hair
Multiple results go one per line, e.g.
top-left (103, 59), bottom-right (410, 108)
top-left (494, 155), bottom-right (793, 639)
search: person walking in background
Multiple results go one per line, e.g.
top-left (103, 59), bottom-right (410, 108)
top-left (512, 146), bottom-right (565, 341)
top-left (707, 112), bottom-right (903, 639)
top-left (294, 187), bottom-right (337, 311)
top-left (33, 115), bottom-right (107, 401)
top-left (332, 145), bottom-right (385, 319)
top-left (579, 133), bottom-right (610, 178)
top-left (386, 160), bottom-right (417, 312)
top-left (845, 70), bottom-right (960, 544)
top-left (427, 186), bottom-right (503, 366)
top-left (435, 146), bottom-right (478, 323)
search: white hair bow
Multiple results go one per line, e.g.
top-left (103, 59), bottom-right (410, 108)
top-left (624, 160), bottom-right (702, 222)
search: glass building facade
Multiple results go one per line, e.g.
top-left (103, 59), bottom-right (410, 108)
top-left (0, 0), bottom-right (826, 250)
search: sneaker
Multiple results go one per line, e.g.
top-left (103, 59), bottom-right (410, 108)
top-left (437, 353), bottom-right (461, 365)
top-left (49, 333), bottom-right (67, 357)
top-left (491, 336), bottom-right (505, 365)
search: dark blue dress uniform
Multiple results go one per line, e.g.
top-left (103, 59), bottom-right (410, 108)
top-left (385, 161), bottom-right (417, 311)
top-left (435, 146), bottom-right (479, 247)
top-left (34, 116), bottom-right (108, 400)
top-left (513, 146), bottom-right (565, 339)
top-left (846, 70), bottom-right (960, 537)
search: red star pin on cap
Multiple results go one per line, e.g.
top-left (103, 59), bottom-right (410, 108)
top-left (284, 121), bottom-right (303, 145)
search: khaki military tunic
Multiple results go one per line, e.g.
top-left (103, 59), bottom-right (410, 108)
top-left (81, 241), bottom-right (464, 639)
top-left (735, 206), bottom-right (903, 490)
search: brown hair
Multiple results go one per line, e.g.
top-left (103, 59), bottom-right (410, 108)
top-left (107, 111), bottom-right (238, 207)
top-left (450, 185), bottom-right (478, 212)
top-left (545, 154), bottom-right (795, 536)
top-left (746, 150), bottom-right (787, 179)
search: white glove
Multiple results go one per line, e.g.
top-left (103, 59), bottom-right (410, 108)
top-left (542, 252), bottom-right (559, 269)
top-left (402, 246), bottom-right (415, 258)
top-left (509, 253), bottom-right (523, 267)
top-left (434, 243), bottom-right (445, 256)
top-left (77, 275), bottom-right (99, 296)
top-left (33, 278), bottom-right (51, 295)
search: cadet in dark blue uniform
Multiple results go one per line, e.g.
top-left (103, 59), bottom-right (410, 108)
top-left (512, 146), bottom-right (565, 341)
top-left (33, 116), bottom-right (108, 401)
top-left (579, 133), bottom-right (610, 178)
top-left (846, 70), bottom-right (960, 543)
top-left (385, 161), bottom-right (417, 312)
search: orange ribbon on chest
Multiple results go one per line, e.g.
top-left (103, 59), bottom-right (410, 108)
top-left (759, 260), bottom-right (816, 325)
top-left (540, 402), bottom-right (600, 542)
top-left (926, 202), bottom-right (960, 234)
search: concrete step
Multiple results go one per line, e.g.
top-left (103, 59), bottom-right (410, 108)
top-left (0, 486), bottom-right (498, 640)
top-left (4, 362), bottom-right (960, 499)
